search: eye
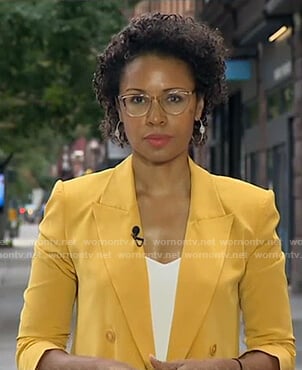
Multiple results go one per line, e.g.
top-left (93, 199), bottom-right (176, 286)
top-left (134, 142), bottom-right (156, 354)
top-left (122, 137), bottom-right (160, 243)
top-left (166, 93), bottom-right (184, 104)
top-left (129, 95), bottom-right (147, 105)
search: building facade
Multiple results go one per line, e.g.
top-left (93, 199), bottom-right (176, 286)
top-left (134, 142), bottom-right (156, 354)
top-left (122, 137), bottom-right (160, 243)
top-left (197, 0), bottom-right (302, 292)
top-left (132, 0), bottom-right (302, 291)
top-left (133, 0), bottom-right (195, 17)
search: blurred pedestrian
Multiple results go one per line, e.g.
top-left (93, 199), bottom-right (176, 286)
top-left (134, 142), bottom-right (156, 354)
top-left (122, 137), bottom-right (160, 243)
top-left (17, 13), bottom-right (295, 370)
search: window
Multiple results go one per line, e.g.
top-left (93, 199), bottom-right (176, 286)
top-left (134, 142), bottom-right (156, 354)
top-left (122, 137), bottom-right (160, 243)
top-left (267, 83), bottom-right (294, 121)
top-left (282, 84), bottom-right (294, 113)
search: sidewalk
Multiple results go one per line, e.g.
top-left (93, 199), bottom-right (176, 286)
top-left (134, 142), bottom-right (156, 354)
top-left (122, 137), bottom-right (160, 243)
top-left (290, 289), bottom-right (302, 320)
top-left (289, 289), bottom-right (302, 369)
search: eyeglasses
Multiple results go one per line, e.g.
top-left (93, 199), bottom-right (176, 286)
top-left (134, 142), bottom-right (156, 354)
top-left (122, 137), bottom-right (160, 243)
top-left (117, 89), bottom-right (195, 117)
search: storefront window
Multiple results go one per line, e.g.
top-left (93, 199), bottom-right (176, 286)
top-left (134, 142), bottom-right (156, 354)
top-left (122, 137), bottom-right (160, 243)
top-left (267, 83), bottom-right (293, 120)
top-left (282, 84), bottom-right (294, 113)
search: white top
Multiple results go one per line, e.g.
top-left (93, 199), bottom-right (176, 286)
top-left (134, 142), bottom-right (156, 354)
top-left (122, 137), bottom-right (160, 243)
top-left (145, 257), bottom-right (181, 361)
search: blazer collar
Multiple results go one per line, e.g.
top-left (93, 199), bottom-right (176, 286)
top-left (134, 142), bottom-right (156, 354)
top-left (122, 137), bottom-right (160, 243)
top-left (98, 154), bottom-right (226, 221)
top-left (96, 155), bottom-right (137, 212)
top-left (92, 155), bottom-right (233, 365)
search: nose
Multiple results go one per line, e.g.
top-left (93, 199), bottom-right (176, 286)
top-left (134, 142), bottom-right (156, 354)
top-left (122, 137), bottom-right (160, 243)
top-left (146, 97), bottom-right (166, 126)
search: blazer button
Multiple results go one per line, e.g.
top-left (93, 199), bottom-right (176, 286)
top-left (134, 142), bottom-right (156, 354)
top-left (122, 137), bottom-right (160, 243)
top-left (105, 329), bottom-right (116, 343)
top-left (209, 344), bottom-right (217, 356)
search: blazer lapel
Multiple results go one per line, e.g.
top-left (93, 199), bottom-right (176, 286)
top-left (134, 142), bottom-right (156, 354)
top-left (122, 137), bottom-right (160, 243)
top-left (92, 156), bottom-right (155, 364)
top-left (92, 156), bottom-right (234, 362)
top-left (167, 159), bottom-right (234, 360)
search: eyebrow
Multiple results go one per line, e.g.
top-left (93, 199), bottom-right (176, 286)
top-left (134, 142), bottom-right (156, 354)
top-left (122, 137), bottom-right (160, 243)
top-left (122, 87), bottom-right (193, 93)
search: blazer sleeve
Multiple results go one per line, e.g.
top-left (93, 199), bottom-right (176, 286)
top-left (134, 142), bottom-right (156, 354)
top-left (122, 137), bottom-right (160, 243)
top-left (239, 190), bottom-right (296, 370)
top-left (16, 180), bottom-right (77, 370)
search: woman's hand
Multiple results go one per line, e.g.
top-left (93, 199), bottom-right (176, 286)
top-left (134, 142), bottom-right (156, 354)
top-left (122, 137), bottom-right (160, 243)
top-left (96, 360), bottom-right (137, 370)
top-left (36, 349), bottom-right (139, 370)
top-left (150, 355), bottom-right (239, 370)
top-left (93, 358), bottom-right (138, 370)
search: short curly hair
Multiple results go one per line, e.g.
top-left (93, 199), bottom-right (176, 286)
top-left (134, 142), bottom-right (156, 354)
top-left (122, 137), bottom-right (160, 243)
top-left (93, 13), bottom-right (229, 146)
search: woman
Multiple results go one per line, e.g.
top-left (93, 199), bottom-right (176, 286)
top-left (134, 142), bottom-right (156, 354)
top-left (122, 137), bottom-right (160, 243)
top-left (16, 13), bottom-right (295, 370)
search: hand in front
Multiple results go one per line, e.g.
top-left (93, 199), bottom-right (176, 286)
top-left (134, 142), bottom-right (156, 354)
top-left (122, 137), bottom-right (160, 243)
top-left (94, 358), bottom-right (138, 370)
top-left (150, 355), bottom-right (238, 370)
top-left (36, 349), bottom-right (139, 370)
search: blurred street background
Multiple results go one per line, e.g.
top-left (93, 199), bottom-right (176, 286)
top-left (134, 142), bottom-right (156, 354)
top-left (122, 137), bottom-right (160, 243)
top-left (0, 0), bottom-right (301, 369)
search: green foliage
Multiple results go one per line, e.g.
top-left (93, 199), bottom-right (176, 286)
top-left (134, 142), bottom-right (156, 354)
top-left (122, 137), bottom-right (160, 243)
top-left (0, 0), bottom-right (128, 145)
top-left (0, 0), bottom-right (131, 198)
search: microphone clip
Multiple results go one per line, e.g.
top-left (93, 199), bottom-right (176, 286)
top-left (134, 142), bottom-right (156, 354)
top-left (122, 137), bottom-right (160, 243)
top-left (131, 226), bottom-right (144, 247)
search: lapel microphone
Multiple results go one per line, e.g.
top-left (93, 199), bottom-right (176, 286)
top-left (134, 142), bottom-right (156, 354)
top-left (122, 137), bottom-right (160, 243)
top-left (131, 226), bottom-right (144, 247)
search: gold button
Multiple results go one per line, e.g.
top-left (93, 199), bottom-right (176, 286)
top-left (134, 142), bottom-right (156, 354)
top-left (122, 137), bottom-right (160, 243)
top-left (209, 344), bottom-right (217, 356)
top-left (105, 329), bottom-right (116, 342)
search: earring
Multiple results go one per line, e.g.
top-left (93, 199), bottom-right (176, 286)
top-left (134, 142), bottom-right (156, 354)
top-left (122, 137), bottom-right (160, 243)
top-left (192, 119), bottom-right (206, 145)
top-left (199, 120), bottom-right (205, 141)
top-left (114, 120), bottom-right (123, 145)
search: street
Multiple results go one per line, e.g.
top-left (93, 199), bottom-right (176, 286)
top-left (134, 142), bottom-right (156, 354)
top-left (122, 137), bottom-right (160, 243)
top-left (0, 223), bottom-right (36, 370)
top-left (0, 224), bottom-right (301, 370)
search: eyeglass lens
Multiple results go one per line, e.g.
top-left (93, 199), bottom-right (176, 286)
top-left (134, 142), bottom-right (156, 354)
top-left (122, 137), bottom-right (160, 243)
top-left (121, 90), bottom-right (192, 116)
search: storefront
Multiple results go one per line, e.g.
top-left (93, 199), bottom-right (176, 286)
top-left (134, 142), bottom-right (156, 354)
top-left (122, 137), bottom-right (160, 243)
top-left (242, 32), bottom-right (294, 277)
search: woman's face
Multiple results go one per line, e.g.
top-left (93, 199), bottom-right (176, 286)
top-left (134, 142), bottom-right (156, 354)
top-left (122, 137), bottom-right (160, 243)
top-left (117, 54), bottom-right (204, 164)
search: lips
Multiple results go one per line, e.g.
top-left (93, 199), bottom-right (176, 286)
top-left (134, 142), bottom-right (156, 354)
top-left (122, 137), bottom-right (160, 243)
top-left (144, 134), bottom-right (173, 148)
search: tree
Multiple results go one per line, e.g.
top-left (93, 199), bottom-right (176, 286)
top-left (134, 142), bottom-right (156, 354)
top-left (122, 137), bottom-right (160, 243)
top-left (0, 0), bottom-right (136, 242)
top-left (0, 0), bottom-right (130, 149)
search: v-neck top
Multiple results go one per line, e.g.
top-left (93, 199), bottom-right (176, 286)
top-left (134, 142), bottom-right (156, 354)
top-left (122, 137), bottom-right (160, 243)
top-left (145, 257), bottom-right (181, 361)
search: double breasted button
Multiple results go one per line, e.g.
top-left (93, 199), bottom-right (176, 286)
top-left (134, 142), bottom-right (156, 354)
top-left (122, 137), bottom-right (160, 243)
top-left (105, 329), bottom-right (116, 343)
top-left (209, 344), bottom-right (217, 356)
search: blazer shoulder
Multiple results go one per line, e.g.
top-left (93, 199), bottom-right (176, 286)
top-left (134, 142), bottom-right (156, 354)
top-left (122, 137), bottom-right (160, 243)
top-left (60, 168), bottom-right (114, 202)
top-left (211, 173), bottom-right (274, 215)
top-left (213, 174), bottom-right (269, 197)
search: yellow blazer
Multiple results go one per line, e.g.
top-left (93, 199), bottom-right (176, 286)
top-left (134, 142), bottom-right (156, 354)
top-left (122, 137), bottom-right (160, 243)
top-left (17, 156), bottom-right (295, 370)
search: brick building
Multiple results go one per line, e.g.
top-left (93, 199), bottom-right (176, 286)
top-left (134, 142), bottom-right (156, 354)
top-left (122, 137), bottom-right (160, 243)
top-left (132, 0), bottom-right (302, 291)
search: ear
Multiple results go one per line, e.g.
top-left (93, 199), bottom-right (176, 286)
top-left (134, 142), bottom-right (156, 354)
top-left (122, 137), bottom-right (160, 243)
top-left (194, 96), bottom-right (205, 121)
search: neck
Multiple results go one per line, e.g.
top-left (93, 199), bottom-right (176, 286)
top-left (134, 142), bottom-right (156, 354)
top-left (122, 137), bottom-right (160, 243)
top-left (132, 153), bottom-right (191, 197)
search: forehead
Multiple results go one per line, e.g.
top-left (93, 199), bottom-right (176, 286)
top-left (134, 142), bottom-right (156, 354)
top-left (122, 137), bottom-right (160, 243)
top-left (119, 54), bottom-right (195, 92)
